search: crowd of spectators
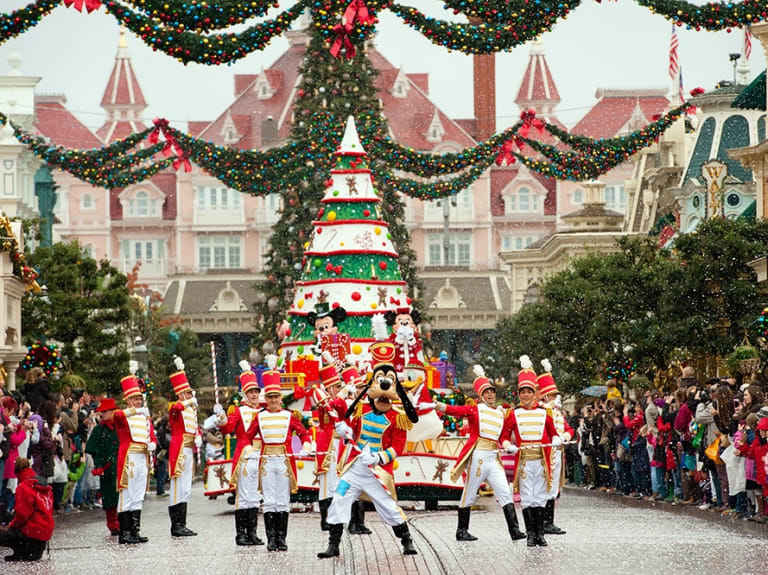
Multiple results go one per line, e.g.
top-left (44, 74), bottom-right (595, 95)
top-left (563, 368), bottom-right (768, 522)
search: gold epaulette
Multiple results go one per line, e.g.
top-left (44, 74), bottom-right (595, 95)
top-left (396, 412), bottom-right (414, 431)
top-left (292, 410), bottom-right (303, 421)
top-left (167, 401), bottom-right (179, 413)
top-left (227, 405), bottom-right (237, 416)
top-left (545, 406), bottom-right (553, 418)
top-left (354, 402), bottom-right (365, 419)
top-left (465, 398), bottom-right (476, 407)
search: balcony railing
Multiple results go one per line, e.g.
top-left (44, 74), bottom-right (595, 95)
top-left (193, 206), bottom-right (245, 226)
top-left (118, 258), bottom-right (167, 278)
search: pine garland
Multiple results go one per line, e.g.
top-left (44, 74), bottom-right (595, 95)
top-left (124, 0), bottom-right (280, 32)
top-left (0, 0), bottom-right (59, 45)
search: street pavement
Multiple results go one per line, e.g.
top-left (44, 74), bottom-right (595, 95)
top-left (3, 485), bottom-right (768, 575)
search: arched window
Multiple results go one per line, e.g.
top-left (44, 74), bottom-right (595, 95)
top-left (505, 186), bottom-right (540, 214)
top-left (135, 191), bottom-right (149, 216)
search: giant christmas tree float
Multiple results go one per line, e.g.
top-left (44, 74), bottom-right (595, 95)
top-left (279, 116), bottom-right (411, 373)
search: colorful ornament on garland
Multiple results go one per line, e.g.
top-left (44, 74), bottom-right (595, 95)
top-left (606, 358), bottom-right (637, 384)
top-left (757, 307), bottom-right (768, 339)
top-left (22, 341), bottom-right (62, 378)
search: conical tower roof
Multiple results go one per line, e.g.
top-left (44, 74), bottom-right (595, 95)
top-left (97, 29), bottom-right (148, 143)
top-left (514, 41), bottom-right (561, 121)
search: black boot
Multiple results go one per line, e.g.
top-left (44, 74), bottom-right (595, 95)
top-left (534, 507), bottom-right (548, 547)
top-left (169, 503), bottom-right (197, 537)
top-left (455, 507), bottom-right (478, 541)
top-left (317, 523), bottom-right (343, 558)
top-left (247, 508), bottom-right (264, 545)
top-left (319, 498), bottom-right (331, 531)
top-left (235, 509), bottom-right (255, 546)
top-left (264, 511), bottom-right (279, 551)
top-left (131, 510), bottom-right (149, 543)
top-left (276, 511), bottom-right (289, 551)
top-left (543, 499), bottom-right (565, 534)
top-left (392, 522), bottom-right (418, 555)
top-left (348, 501), bottom-right (372, 535)
top-left (502, 503), bottom-right (526, 540)
top-left (522, 508), bottom-right (536, 547)
top-left (118, 512), bottom-right (140, 545)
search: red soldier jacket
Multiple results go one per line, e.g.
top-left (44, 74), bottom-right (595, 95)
top-left (442, 402), bottom-right (507, 482)
top-left (250, 408), bottom-right (312, 494)
top-left (315, 396), bottom-right (348, 475)
top-left (168, 399), bottom-right (200, 479)
top-left (387, 332), bottom-right (424, 375)
top-left (217, 402), bottom-right (262, 488)
top-left (113, 408), bottom-right (158, 491)
top-left (503, 403), bottom-right (559, 492)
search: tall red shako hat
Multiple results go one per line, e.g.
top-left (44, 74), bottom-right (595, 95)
top-left (262, 354), bottom-right (282, 397)
top-left (169, 356), bottom-right (192, 396)
top-left (517, 355), bottom-right (538, 392)
top-left (237, 360), bottom-right (259, 394)
top-left (472, 364), bottom-right (494, 396)
top-left (536, 358), bottom-right (558, 397)
top-left (121, 360), bottom-right (142, 400)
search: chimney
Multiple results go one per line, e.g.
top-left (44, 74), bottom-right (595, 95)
top-left (262, 116), bottom-right (278, 146)
top-left (473, 52), bottom-right (496, 141)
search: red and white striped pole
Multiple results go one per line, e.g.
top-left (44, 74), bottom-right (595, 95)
top-left (210, 341), bottom-right (219, 406)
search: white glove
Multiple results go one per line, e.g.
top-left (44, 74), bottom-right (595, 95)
top-left (417, 402), bottom-right (436, 411)
top-left (299, 449), bottom-right (310, 458)
top-left (335, 421), bottom-right (354, 441)
top-left (213, 403), bottom-right (224, 415)
top-left (136, 407), bottom-right (150, 417)
top-left (435, 402), bottom-right (447, 413)
top-left (551, 436), bottom-right (563, 447)
top-left (148, 441), bottom-right (157, 452)
top-left (358, 445), bottom-right (380, 466)
top-left (203, 414), bottom-right (220, 431)
top-left (183, 397), bottom-right (198, 408)
top-left (194, 434), bottom-right (203, 448)
top-left (502, 441), bottom-right (519, 454)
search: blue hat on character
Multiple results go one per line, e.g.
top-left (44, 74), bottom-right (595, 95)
top-left (439, 350), bottom-right (449, 361)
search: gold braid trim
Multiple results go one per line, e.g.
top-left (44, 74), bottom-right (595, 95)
top-left (465, 398), bottom-right (476, 406)
top-left (355, 402), bottom-right (365, 419)
top-left (292, 410), bottom-right (303, 421)
top-left (396, 412), bottom-right (413, 431)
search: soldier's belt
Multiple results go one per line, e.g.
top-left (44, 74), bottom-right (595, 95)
top-left (263, 445), bottom-right (288, 456)
top-left (183, 435), bottom-right (195, 448)
top-left (128, 444), bottom-right (148, 455)
top-left (475, 438), bottom-right (499, 451)
top-left (252, 439), bottom-right (263, 449)
top-left (520, 448), bottom-right (544, 461)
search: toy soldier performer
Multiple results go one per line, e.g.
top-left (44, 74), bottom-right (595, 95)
top-left (250, 370), bottom-right (312, 551)
top-left (211, 362), bottom-right (265, 546)
top-left (503, 355), bottom-right (562, 547)
top-left (313, 365), bottom-right (349, 530)
top-left (435, 365), bottom-right (526, 543)
top-left (166, 356), bottom-right (201, 537)
top-left (113, 365), bottom-right (157, 544)
top-left (318, 338), bottom-right (420, 558)
top-left (537, 359), bottom-right (573, 535)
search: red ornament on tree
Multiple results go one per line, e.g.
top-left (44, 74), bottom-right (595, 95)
top-left (351, 291), bottom-right (361, 301)
top-left (379, 261), bottom-right (387, 271)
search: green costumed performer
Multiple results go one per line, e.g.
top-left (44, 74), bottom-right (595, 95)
top-left (86, 397), bottom-right (120, 535)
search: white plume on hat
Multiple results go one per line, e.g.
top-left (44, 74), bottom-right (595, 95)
top-left (173, 356), bottom-right (185, 371)
top-left (519, 355), bottom-right (533, 370)
top-left (128, 360), bottom-right (138, 375)
top-left (473, 364), bottom-right (486, 379)
top-left (371, 313), bottom-right (388, 341)
top-left (541, 358), bottom-right (552, 373)
top-left (238, 360), bottom-right (251, 373)
top-left (265, 354), bottom-right (278, 370)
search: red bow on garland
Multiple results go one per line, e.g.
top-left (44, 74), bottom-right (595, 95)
top-left (331, 22), bottom-right (356, 60)
top-left (63, 0), bottom-right (101, 12)
top-left (495, 139), bottom-right (519, 166)
top-left (330, 0), bottom-right (376, 59)
top-left (389, 296), bottom-right (401, 305)
top-left (518, 109), bottom-right (545, 139)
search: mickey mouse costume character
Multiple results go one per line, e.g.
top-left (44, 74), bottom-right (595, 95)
top-left (166, 356), bottom-right (201, 537)
top-left (318, 316), bottom-right (420, 558)
top-left (307, 302), bottom-right (350, 368)
top-left (384, 306), bottom-right (424, 379)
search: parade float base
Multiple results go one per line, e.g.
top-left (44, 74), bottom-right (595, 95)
top-left (204, 436), bottom-right (472, 503)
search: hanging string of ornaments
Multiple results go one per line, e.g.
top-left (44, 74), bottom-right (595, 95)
top-left (22, 341), bottom-right (62, 378)
top-left (0, 100), bottom-right (696, 199)
top-left (0, 0), bottom-right (764, 63)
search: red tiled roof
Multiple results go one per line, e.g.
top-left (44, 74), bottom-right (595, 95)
top-left (100, 54), bottom-right (146, 109)
top-left (34, 97), bottom-right (101, 150)
top-left (187, 121), bottom-right (209, 137)
top-left (109, 171), bottom-right (177, 220)
top-left (571, 92), bottom-right (669, 139)
top-left (407, 73), bottom-right (428, 94)
top-left (234, 74), bottom-right (258, 97)
top-left (96, 119), bottom-right (148, 144)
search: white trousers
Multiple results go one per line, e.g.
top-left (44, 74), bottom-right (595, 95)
top-left (327, 458), bottom-right (406, 527)
top-left (169, 447), bottom-right (193, 506)
top-left (235, 457), bottom-right (262, 510)
top-left (118, 453), bottom-right (148, 512)
top-left (318, 465), bottom-right (339, 501)
top-left (518, 458), bottom-right (549, 508)
top-left (548, 448), bottom-right (563, 499)
top-left (460, 449), bottom-right (513, 508)
top-left (261, 455), bottom-right (291, 513)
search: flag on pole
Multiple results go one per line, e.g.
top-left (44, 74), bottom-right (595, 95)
top-left (678, 66), bottom-right (685, 104)
top-left (743, 27), bottom-right (752, 60)
top-left (669, 25), bottom-right (680, 81)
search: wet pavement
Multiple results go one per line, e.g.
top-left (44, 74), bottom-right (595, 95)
top-left (3, 485), bottom-right (767, 575)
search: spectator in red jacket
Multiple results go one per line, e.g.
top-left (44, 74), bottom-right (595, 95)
top-left (0, 458), bottom-right (54, 562)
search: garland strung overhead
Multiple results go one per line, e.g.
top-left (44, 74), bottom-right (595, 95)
top-left (3, 101), bottom-right (694, 199)
top-left (2, 0), bottom-right (763, 60)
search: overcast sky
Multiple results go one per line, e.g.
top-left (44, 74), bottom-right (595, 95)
top-left (0, 1), bottom-right (763, 134)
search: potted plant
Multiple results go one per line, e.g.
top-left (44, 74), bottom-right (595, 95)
top-left (724, 343), bottom-right (761, 376)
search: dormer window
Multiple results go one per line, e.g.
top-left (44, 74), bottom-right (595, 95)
top-left (255, 71), bottom-right (275, 100)
top-left (391, 69), bottom-right (410, 99)
top-left (123, 188), bottom-right (161, 218)
top-left (425, 110), bottom-right (445, 143)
